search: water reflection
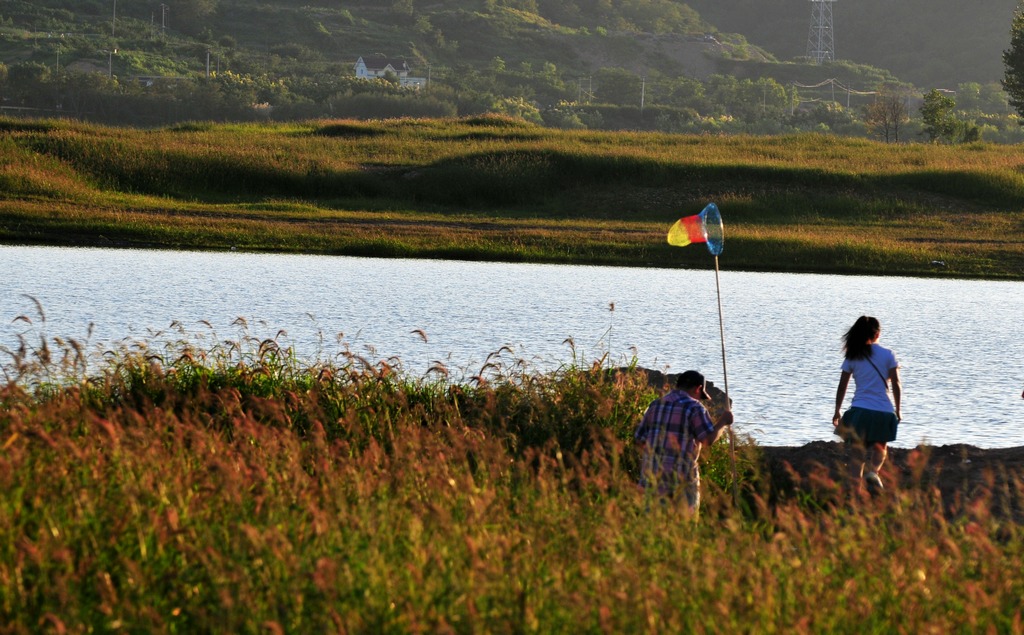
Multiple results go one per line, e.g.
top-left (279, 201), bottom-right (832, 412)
top-left (4, 245), bottom-right (1022, 448)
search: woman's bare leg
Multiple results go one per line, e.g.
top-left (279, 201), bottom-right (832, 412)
top-left (864, 442), bottom-right (887, 491)
top-left (848, 442), bottom-right (866, 484)
top-left (868, 442), bottom-right (887, 474)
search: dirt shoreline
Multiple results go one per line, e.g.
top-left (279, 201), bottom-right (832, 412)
top-left (759, 441), bottom-right (1024, 520)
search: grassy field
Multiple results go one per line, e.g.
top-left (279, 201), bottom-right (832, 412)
top-left (1, 327), bottom-right (1022, 632)
top-left (2, 115), bottom-right (1024, 279)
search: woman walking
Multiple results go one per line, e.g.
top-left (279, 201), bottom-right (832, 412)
top-left (832, 315), bottom-right (902, 492)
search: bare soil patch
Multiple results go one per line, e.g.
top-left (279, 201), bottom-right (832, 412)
top-left (760, 441), bottom-right (1024, 521)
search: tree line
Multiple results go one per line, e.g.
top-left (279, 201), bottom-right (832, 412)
top-left (2, 56), bottom-right (1021, 144)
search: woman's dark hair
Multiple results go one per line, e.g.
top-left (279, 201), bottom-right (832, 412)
top-left (842, 315), bottom-right (881, 360)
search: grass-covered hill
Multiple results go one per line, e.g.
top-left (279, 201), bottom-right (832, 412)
top-left (2, 115), bottom-right (1023, 279)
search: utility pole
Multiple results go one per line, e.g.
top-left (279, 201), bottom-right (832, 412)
top-left (112, 0), bottom-right (116, 37)
top-left (640, 76), bottom-right (646, 119)
top-left (105, 49), bottom-right (117, 78)
top-left (55, 45), bottom-right (62, 110)
top-left (160, 4), bottom-right (168, 34)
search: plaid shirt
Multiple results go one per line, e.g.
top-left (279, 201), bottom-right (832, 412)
top-left (634, 390), bottom-right (716, 491)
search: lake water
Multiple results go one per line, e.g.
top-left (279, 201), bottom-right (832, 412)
top-left (3, 245), bottom-right (1022, 448)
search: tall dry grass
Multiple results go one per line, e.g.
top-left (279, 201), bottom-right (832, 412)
top-left (2, 320), bottom-right (1023, 632)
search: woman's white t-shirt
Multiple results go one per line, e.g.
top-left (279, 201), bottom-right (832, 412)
top-left (841, 344), bottom-right (898, 413)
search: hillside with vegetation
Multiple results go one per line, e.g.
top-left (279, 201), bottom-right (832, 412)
top-left (3, 116), bottom-right (1024, 279)
top-left (0, 0), bottom-right (1021, 141)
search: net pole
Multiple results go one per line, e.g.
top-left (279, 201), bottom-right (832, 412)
top-left (714, 254), bottom-right (739, 505)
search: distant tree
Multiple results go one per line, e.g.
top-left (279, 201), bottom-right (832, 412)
top-left (491, 96), bottom-right (543, 124)
top-left (540, 62), bottom-right (561, 87)
top-left (389, 0), bottom-right (413, 23)
top-left (663, 76), bottom-right (706, 111)
top-left (542, 101), bottom-right (585, 128)
top-left (735, 77), bottom-right (789, 122)
top-left (863, 90), bottom-right (909, 143)
top-left (653, 108), bottom-right (699, 133)
top-left (1002, 1), bottom-right (1024, 120)
top-left (7, 61), bottom-right (50, 85)
top-left (502, 0), bottom-right (539, 12)
top-left (955, 82), bottom-right (984, 112)
top-left (920, 89), bottom-right (958, 142)
top-left (60, 72), bottom-right (117, 119)
top-left (961, 122), bottom-right (982, 143)
top-left (594, 67), bottom-right (642, 107)
top-left (921, 89), bottom-right (982, 143)
top-left (788, 102), bottom-right (856, 134)
top-left (703, 74), bottom-right (739, 117)
top-left (6, 62), bottom-right (52, 106)
top-left (174, 0), bottom-right (219, 36)
top-left (414, 14), bottom-right (432, 34)
top-left (979, 82), bottom-right (1011, 113)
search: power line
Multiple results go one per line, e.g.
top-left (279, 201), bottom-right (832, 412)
top-left (791, 77), bottom-right (878, 112)
top-left (792, 77), bottom-right (877, 96)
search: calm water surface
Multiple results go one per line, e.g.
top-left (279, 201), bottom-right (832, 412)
top-left (3, 245), bottom-right (1022, 448)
